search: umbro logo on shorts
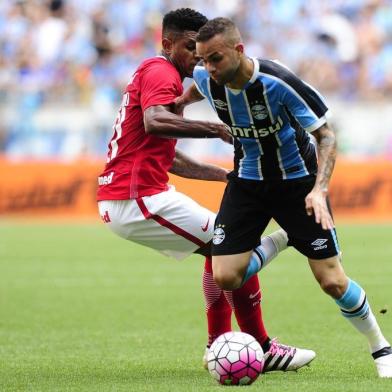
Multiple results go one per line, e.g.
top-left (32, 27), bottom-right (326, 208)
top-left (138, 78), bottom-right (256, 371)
top-left (311, 238), bottom-right (328, 250)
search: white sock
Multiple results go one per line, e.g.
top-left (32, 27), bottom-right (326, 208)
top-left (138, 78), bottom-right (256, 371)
top-left (336, 279), bottom-right (390, 353)
top-left (256, 229), bottom-right (288, 269)
top-left (241, 229), bottom-right (288, 285)
top-left (351, 308), bottom-right (389, 353)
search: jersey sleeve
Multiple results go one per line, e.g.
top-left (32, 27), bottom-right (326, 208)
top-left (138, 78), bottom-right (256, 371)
top-left (264, 60), bottom-right (329, 132)
top-left (193, 65), bottom-right (210, 98)
top-left (139, 63), bottom-right (182, 111)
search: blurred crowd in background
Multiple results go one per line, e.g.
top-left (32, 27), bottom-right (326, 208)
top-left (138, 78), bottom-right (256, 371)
top-left (1, 0), bottom-right (392, 160)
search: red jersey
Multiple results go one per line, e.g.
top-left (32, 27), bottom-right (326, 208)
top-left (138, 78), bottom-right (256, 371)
top-left (97, 56), bottom-right (183, 200)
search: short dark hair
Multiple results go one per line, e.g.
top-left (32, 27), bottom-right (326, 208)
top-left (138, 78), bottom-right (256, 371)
top-left (196, 17), bottom-right (236, 42)
top-left (162, 8), bottom-right (208, 36)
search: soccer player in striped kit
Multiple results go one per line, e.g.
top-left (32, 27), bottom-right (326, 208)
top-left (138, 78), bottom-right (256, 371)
top-left (175, 17), bottom-right (392, 377)
top-left (97, 8), bottom-right (315, 373)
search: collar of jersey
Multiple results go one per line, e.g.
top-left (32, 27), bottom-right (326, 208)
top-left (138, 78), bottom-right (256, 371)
top-left (247, 57), bottom-right (259, 85)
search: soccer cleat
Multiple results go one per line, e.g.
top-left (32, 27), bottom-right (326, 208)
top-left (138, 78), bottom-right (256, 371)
top-left (372, 346), bottom-right (392, 378)
top-left (203, 347), bottom-right (209, 370)
top-left (262, 338), bottom-right (316, 372)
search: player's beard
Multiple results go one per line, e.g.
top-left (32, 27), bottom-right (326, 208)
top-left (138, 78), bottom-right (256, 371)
top-left (172, 58), bottom-right (197, 79)
top-left (213, 63), bottom-right (240, 86)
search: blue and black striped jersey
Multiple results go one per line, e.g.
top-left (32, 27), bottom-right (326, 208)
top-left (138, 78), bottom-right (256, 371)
top-left (193, 58), bottom-right (329, 181)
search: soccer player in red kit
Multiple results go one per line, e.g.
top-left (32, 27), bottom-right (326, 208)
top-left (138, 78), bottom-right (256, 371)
top-left (97, 8), bottom-right (315, 372)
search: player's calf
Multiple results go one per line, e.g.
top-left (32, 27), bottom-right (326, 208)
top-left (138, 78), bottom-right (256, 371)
top-left (212, 252), bottom-right (252, 290)
top-left (212, 268), bottom-right (244, 290)
top-left (212, 229), bottom-right (289, 289)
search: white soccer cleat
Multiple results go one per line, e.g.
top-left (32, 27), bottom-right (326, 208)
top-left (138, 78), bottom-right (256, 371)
top-left (202, 347), bottom-right (209, 370)
top-left (262, 338), bottom-right (316, 372)
top-left (373, 347), bottom-right (392, 378)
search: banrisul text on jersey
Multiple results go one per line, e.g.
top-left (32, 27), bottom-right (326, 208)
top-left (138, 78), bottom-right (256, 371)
top-left (193, 58), bottom-right (329, 181)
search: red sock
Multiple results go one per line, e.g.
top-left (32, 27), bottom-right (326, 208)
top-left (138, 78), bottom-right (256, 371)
top-left (203, 257), bottom-right (232, 347)
top-left (224, 275), bottom-right (269, 347)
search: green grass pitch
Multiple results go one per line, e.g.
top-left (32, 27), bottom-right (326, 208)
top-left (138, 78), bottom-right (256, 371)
top-left (1, 222), bottom-right (392, 391)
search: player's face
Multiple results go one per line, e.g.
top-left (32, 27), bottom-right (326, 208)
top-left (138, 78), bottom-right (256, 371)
top-left (169, 31), bottom-right (199, 78)
top-left (196, 35), bottom-right (241, 85)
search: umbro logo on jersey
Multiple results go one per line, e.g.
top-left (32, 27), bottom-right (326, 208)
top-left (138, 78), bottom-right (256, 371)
top-left (311, 238), bottom-right (328, 250)
top-left (213, 99), bottom-right (228, 111)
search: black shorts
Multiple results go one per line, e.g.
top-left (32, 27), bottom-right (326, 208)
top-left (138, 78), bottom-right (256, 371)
top-left (211, 174), bottom-right (340, 260)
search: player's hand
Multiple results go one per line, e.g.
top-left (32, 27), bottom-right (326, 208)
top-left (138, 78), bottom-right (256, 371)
top-left (305, 188), bottom-right (335, 230)
top-left (221, 168), bottom-right (231, 183)
top-left (216, 124), bottom-right (233, 144)
top-left (173, 97), bottom-right (185, 116)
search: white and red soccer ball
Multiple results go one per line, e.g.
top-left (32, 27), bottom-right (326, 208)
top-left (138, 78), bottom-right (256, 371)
top-left (207, 331), bottom-right (264, 386)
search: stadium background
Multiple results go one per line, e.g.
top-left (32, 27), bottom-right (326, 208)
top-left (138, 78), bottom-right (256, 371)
top-left (1, 0), bottom-right (392, 220)
top-left (1, 2), bottom-right (392, 391)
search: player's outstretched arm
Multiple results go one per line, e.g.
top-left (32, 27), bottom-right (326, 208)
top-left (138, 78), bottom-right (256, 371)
top-left (169, 149), bottom-right (229, 182)
top-left (174, 83), bottom-right (204, 115)
top-left (144, 104), bottom-right (231, 142)
top-left (305, 123), bottom-right (337, 230)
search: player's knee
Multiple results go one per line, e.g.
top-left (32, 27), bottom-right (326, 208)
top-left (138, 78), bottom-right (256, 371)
top-left (319, 277), bottom-right (347, 299)
top-left (213, 270), bottom-right (242, 290)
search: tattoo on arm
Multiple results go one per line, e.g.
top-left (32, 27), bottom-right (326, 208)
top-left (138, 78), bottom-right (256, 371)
top-left (313, 124), bottom-right (337, 191)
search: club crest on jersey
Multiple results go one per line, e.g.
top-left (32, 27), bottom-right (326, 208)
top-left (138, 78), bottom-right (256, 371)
top-left (213, 225), bottom-right (225, 245)
top-left (250, 103), bottom-right (268, 120)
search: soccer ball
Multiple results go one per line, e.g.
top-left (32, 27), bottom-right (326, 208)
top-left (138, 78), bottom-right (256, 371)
top-left (207, 331), bottom-right (264, 386)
